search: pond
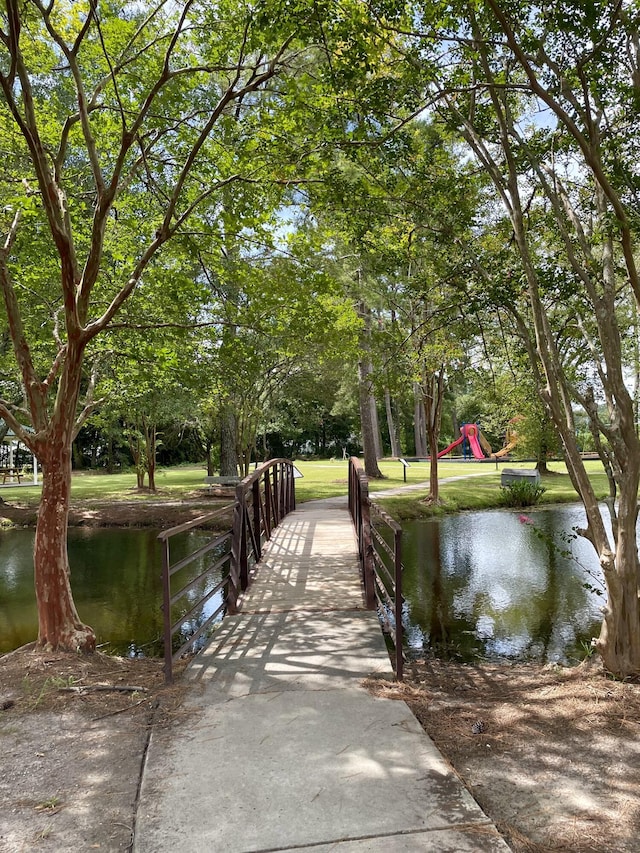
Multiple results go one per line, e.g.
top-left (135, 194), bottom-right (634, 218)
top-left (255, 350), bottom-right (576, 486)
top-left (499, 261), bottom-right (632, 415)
top-left (0, 505), bottom-right (609, 664)
top-left (401, 505), bottom-right (606, 665)
top-left (0, 527), bottom-right (225, 656)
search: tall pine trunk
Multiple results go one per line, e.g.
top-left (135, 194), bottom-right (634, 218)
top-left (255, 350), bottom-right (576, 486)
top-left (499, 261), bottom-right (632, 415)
top-left (423, 369), bottom-right (445, 504)
top-left (358, 357), bottom-right (383, 478)
top-left (413, 383), bottom-right (428, 456)
top-left (143, 418), bottom-right (157, 493)
top-left (220, 407), bottom-right (238, 477)
top-left (384, 388), bottom-right (402, 457)
top-left (206, 439), bottom-right (214, 477)
top-left (357, 303), bottom-right (383, 478)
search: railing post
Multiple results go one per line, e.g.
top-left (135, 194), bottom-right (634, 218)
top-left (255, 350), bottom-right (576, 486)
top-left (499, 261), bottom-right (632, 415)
top-left (273, 466), bottom-right (280, 526)
top-left (289, 461), bottom-right (296, 511)
top-left (252, 478), bottom-right (262, 561)
top-left (227, 458), bottom-right (297, 616)
top-left (264, 470), bottom-right (273, 539)
top-left (161, 537), bottom-right (173, 683)
top-left (350, 467), bottom-right (356, 520)
top-left (229, 483), bottom-right (245, 612)
top-left (360, 475), bottom-right (376, 610)
top-left (279, 462), bottom-right (286, 517)
top-left (348, 457), bottom-right (404, 677)
top-left (394, 528), bottom-right (403, 681)
top-left (239, 502), bottom-right (249, 591)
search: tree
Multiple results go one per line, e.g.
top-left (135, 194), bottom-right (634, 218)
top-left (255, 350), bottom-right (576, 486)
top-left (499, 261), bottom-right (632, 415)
top-left (0, 0), bottom-right (352, 651)
top-left (403, 0), bottom-right (640, 676)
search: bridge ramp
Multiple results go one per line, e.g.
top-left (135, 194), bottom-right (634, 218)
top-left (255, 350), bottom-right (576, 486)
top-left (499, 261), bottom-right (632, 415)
top-left (135, 499), bottom-right (509, 852)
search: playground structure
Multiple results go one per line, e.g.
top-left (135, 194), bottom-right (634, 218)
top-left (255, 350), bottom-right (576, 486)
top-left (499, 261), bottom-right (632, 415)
top-left (438, 423), bottom-right (488, 460)
top-left (492, 418), bottom-right (520, 459)
top-left (438, 420), bottom-right (519, 460)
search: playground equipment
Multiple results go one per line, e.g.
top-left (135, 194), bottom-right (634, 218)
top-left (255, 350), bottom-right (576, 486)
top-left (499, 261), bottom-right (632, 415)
top-left (438, 418), bottom-right (520, 460)
top-left (491, 417), bottom-right (521, 459)
top-left (438, 423), bottom-right (490, 460)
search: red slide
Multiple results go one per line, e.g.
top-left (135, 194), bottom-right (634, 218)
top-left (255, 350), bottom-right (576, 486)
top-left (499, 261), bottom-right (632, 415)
top-left (437, 435), bottom-right (464, 458)
top-left (466, 429), bottom-right (486, 460)
top-left (438, 424), bottom-right (487, 459)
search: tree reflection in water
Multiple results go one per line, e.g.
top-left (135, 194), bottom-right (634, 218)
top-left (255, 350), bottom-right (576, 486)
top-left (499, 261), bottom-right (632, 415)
top-left (401, 505), bottom-right (605, 664)
top-left (0, 528), bottom-right (226, 656)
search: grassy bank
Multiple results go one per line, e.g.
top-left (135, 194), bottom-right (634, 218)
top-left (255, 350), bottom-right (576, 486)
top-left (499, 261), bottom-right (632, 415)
top-left (0, 457), bottom-right (606, 518)
top-left (375, 460), bottom-right (609, 520)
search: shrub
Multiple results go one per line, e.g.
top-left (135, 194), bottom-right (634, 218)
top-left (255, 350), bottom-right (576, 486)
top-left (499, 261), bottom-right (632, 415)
top-left (500, 480), bottom-right (546, 507)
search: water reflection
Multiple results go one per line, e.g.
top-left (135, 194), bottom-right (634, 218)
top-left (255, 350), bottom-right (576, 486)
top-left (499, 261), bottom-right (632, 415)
top-left (0, 528), bottom-right (227, 656)
top-left (402, 506), bottom-right (605, 664)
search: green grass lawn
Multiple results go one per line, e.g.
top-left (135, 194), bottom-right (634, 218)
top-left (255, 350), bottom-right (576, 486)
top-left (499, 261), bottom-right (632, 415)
top-left (376, 461), bottom-right (609, 519)
top-left (0, 457), bottom-right (608, 518)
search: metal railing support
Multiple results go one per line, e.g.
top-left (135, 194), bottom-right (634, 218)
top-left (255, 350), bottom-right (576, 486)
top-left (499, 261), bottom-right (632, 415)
top-left (159, 505), bottom-right (234, 683)
top-left (348, 456), bottom-right (404, 680)
top-left (160, 459), bottom-right (297, 682)
top-left (228, 459), bottom-right (296, 608)
top-left (393, 524), bottom-right (404, 681)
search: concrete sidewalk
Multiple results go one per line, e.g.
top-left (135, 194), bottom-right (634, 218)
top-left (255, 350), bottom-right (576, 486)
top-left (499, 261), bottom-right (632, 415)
top-left (134, 500), bottom-right (509, 852)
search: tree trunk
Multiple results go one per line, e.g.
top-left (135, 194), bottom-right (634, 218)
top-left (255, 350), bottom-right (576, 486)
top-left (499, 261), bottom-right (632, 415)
top-left (34, 435), bottom-right (95, 652)
top-left (357, 302), bottom-right (383, 478)
top-left (106, 435), bottom-right (114, 474)
top-left (127, 428), bottom-right (146, 488)
top-left (597, 475), bottom-right (640, 675)
top-left (384, 388), bottom-right (402, 456)
top-left (144, 419), bottom-right (157, 493)
top-left (423, 369), bottom-right (445, 503)
top-left (371, 391), bottom-right (383, 459)
top-left (358, 357), bottom-right (383, 477)
top-left (358, 356), bottom-right (383, 478)
top-left (536, 456), bottom-right (549, 475)
top-left (72, 441), bottom-right (83, 470)
top-left (413, 383), bottom-right (428, 456)
top-left (220, 407), bottom-right (238, 477)
top-left (536, 432), bottom-right (550, 474)
top-left (206, 439), bottom-right (214, 477)
top-left (633, 301), bottom-right (640, 439)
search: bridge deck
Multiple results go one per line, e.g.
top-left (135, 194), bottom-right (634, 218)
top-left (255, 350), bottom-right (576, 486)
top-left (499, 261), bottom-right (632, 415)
top-left (235, 500), bottom-right (365, 614)
top-left (135, 499), bottom-right (508, 852)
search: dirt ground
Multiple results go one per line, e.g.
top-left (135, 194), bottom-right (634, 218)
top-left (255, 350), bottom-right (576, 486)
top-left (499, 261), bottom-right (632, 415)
top-left (0, 646), bottom-right (189, 853)
top-left (2, 495), bottom-right (640, 852)
top-left (0, 489), bottom-right (235, 531)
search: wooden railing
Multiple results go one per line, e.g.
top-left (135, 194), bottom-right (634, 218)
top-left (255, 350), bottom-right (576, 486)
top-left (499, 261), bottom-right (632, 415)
top-left (348, 456), bottom-right (404, 680)
top-left (160, 459), bottom-right (297, 682)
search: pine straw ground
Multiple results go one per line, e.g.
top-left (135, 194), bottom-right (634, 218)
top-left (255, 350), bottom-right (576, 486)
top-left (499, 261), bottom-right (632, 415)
top-left (1, 647), bottom-right (640, 852)
top-left (367, 657), bottom-right (640, 853)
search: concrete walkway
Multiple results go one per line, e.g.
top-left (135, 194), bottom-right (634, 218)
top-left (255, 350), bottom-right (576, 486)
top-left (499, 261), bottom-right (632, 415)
top-left (134, 499), bottom-right (509, 852)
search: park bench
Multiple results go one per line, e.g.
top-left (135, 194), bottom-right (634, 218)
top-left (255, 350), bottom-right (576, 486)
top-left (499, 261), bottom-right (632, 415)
top-left (0, 467), bottom-right (23, 484)
top-left (500, 468), bottom-right (540, 486)
top-left (203, 475), bottom-right (241, 489)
